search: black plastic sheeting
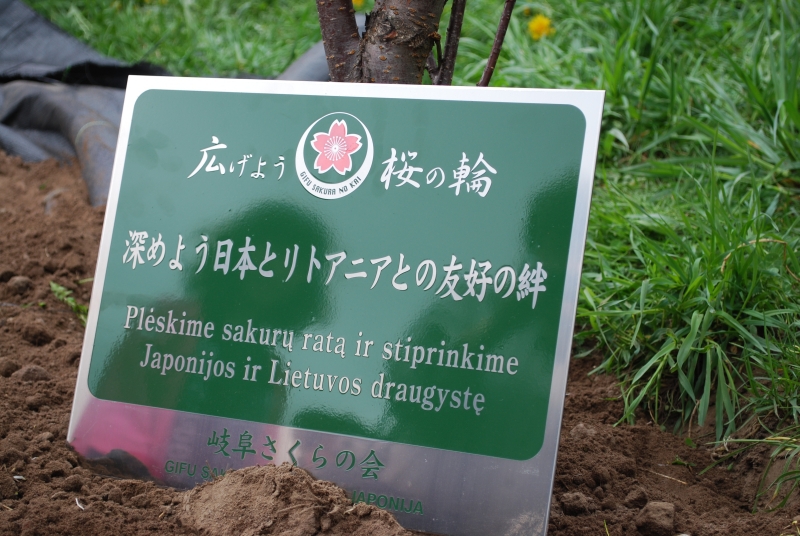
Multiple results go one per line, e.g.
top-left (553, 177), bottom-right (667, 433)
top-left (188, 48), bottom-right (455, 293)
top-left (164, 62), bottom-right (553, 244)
top-left (0, 0), bottom-right (168, 205)
top-left (0, 0), bottom-right (337, 206)
top-left (276, 41), bottom-right (330, 83)
top-left (0, 81), bottom-right (125, 204)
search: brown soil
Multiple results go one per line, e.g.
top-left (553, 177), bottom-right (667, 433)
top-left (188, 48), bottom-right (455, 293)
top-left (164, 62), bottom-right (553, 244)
top-left (550, 356), bottom-right (797, 536)
top-left (0, 150), bottom-right (796, 536)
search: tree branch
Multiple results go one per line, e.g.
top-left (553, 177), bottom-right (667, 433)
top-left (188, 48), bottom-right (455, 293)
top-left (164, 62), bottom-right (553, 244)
top-left (426, 50), bottom-right (440, 80)
top-left (477, 0), bottom-right (515, 87)
top-left (434, 0), bottom-right (466, 85)
top-left (316, 0), bottom-right (361, 82)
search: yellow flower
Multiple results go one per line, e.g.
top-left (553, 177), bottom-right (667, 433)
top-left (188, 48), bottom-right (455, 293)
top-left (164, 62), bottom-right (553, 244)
top-left (352, 0), bottom-right (364, 10)
top-left (528, 14), bottom-right (555, 41)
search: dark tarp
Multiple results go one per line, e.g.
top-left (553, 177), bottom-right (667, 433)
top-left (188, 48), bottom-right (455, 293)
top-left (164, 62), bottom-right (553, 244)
top-left (0, 0), bottom-right (335, 206)
top-left (0, 81), bottom-right (124, 204)
top-left (276, 41), bottom-right (329, 83)
top-left (0, 0), bottom-right (167, 205)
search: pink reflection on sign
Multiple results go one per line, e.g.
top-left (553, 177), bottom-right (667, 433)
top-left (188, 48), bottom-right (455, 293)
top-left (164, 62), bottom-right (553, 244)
top-left (70, 399), bottom-right (176, 481)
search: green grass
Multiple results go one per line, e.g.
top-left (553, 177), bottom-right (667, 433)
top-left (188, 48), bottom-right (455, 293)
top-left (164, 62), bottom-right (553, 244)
top-left (457, 0), bottom-right (800, 506)
top-left (28, 0), bottom-right (322, 78)
top-left (28, 0), bottom-right (800, 508)
top-left (50, 281), bottom-right (88, 326)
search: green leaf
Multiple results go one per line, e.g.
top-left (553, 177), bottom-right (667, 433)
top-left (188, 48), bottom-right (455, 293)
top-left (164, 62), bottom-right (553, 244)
top-left (698, 350), bottom-right (714, 427)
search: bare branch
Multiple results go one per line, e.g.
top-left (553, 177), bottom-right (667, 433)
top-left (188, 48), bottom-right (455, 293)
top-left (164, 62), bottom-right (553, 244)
top-left (434, 0), bottom-right (466, 85)
top-left (477, 0), bottom-right (515, 87)
top-left (426, 52), bottom-right (440, 80)
top-left (425, 31), bottom-right (443, 81)
top-left (316, 0), bottom-right (361, 82)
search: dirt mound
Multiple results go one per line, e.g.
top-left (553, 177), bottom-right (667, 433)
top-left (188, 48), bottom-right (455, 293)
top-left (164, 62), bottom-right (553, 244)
top-left (180, 463), bottom-right (407, 536)
top-left (0, 150), bottom-right (798, 535)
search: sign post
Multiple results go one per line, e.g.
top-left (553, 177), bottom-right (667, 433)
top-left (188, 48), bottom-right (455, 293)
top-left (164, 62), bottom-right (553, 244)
top-left (68, 77), bottom-right (603, 535)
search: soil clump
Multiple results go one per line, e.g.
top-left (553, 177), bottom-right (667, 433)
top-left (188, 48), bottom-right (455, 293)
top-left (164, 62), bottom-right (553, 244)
top-left (180, 463), bottom-right (407, 536)
top-left (0, 151), bottom-right (797, 535)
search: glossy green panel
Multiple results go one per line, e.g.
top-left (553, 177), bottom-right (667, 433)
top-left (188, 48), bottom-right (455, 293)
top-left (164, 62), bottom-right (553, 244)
top-left (88, 89), bottom-right (586, 460)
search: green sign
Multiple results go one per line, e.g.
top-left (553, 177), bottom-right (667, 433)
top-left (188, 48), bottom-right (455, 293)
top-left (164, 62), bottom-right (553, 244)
top-left (87, 85), bottom-right (586, 462)
top-left (70, 79), bottom-right (604, 536)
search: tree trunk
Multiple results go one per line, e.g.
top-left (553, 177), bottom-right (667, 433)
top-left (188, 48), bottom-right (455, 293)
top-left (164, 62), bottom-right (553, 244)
top-left (316, 0), bottom-right (362, 82)
top-left (359, 0), bottom-right (447, 84)
top-left (317, 0), bottom-right (447, 84)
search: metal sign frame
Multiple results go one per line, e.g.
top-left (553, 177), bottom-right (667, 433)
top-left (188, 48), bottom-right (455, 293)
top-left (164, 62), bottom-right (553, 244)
top-left (68, 76), bottom-right (603, 536)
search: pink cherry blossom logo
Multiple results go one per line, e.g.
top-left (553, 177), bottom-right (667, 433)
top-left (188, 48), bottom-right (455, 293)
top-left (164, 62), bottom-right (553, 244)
top-left (310, 120), bottom-right (362, 175)
top-left (296, 112), bottom-right (374, 200)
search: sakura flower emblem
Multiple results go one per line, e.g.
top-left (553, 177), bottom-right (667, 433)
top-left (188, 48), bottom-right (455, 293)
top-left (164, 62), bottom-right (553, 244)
top-left (295, 112), bottom-right (374, 199)
top-left (310, 120), bottom-right (362, 175)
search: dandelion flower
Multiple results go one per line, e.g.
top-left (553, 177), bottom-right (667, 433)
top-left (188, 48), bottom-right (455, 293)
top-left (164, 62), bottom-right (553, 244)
top-left (528, 14), bottom-right (555, 41)
top-left (353, 0), bottom-right (364, 10)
